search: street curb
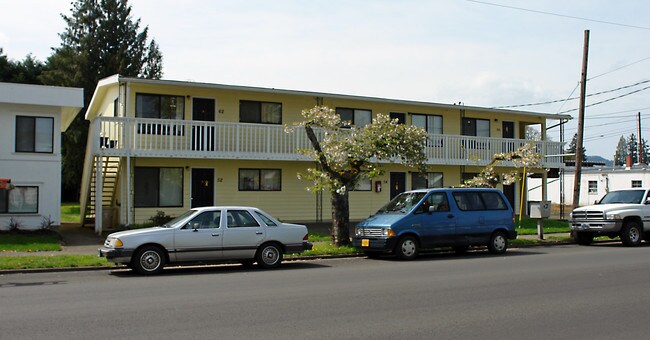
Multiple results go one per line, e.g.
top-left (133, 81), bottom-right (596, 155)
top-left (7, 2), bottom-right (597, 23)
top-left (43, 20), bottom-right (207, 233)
top-left (2, 240), bottom-right (618, 275)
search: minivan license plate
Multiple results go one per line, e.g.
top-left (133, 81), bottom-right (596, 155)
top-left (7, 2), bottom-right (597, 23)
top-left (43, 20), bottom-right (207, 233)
top-left (361, 239), bottom-right (369, 247)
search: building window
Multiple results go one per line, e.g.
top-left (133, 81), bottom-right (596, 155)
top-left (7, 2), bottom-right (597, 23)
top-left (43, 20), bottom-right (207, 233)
top-left (389, 112), bottom-right (406, 124)
top-left (134, 167), bottom-right (183, 207)
top-left (632, 180), bottom-right (642, 188)
top-left (462, 118), bottom-right (490, 137)
top-left (240, 100), bottom-right (282, 124)
top-left (135, 93), bottom-right (184, 120)
top-left (588, 181), bottom-right (598, 194)
top-left (238, 169), bottom-right (281, 191)
top-left (135, 94), bottom-right (185, 135)
top-left (336, 108), bottom-right (371, 127)
top-left (412, 172), bottom-right (443, 190)
top-left (15, 116), bottom-right (54, 153)
top-left (113, 97), bottom-right (119, 117)
top-left (412, 114), bottom-right (443, 134)
top-left (412, 114), bottom-right (443, 147)
top-left (0, 186), bottom-right (39, 214)
top-left (352, 179), bottom-right (372, 191)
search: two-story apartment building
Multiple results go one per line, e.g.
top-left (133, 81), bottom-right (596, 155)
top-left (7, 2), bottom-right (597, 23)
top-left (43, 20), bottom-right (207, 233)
top-left (0, 82), bottom-right (83, 230)
top-left (82, 74), bottom-right (570, 233)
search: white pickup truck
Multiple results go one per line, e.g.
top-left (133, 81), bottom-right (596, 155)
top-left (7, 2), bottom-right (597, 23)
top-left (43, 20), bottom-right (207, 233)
top-left (570, 188), bottom-right (650, 246)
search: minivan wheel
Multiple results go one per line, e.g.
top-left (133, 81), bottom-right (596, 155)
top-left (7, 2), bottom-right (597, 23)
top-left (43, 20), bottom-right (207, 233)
top-left (487, 231), bottom-right (508, 255)
top-left (395, 236), bottom-right (419, 260)
top-left (574, 232), bottom-right (594, 245)
top-left (620, 221), bottom-right (642, 247)
top-left (132, 245), bottom-right (165, 275)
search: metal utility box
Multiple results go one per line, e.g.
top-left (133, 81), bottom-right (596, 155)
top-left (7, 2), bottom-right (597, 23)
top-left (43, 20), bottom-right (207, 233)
top-left (529, 201), bottom-right (551, 219)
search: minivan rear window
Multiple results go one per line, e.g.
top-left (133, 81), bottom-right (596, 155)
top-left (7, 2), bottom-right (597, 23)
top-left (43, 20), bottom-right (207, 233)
top-left (452, 191), bottom-right (507, 211)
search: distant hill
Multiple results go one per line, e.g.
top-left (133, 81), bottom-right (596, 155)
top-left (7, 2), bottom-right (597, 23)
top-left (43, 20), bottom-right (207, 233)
top-left (586, 155), bottom-right (613, 167)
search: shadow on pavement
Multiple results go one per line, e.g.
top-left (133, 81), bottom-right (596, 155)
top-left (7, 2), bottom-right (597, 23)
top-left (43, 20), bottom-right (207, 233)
top-left (108, 261), bottom-right (331, 277)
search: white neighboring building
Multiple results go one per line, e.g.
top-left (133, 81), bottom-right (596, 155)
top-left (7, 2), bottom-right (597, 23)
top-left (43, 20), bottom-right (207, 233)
top-left (529, 165), bottom-right (650, 209)
top-left (0, 82), bottom-right (83, 230)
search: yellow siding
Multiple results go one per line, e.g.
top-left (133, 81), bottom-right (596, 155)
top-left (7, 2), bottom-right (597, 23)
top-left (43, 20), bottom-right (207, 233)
top-left (86, 78), bottom-right (559, 226)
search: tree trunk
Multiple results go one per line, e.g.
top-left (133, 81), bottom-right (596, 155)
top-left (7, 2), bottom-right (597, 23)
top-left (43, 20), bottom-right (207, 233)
top-left (331, 190), bottom-right (351, 246)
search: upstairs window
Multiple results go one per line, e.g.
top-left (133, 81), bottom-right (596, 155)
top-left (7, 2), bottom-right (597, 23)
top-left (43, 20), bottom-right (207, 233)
top-left (412, 114), bottom-right (442, 134)
top-left (135, 93), bottom-right (184, 120)
top-left (632, 180), bottom-right (642, 188)
top-left (15, 116), bottom-right (54, 153)
top-left (462, 118), bottom-right (490, 137)
top-left (240, 100), bottom-right (282, 124)
top-left (336, 108), bottom-right (371, 127)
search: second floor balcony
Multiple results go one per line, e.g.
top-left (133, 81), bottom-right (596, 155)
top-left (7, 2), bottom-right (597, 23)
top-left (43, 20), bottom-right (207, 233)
top-left (90, 117), bottom-right (565, 168)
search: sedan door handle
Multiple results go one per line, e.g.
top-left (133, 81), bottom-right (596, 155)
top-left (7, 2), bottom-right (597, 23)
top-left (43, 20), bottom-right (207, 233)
top-left (255, 232), bottom-right (263, 235)
top-left (211, 233), bottom-right (220, 237)
top-left (447, 214), bottom-right (454, 219)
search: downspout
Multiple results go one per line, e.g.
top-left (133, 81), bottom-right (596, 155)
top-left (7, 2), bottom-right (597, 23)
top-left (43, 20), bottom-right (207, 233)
top-left (125, 78), bottom-right (132, 226)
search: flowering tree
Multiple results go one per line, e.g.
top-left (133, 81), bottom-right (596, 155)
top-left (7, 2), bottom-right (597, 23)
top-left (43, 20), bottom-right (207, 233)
top-left (461, 143), bottom-right (542, 188)
top-left (287, 106), bottom-right (428, 246)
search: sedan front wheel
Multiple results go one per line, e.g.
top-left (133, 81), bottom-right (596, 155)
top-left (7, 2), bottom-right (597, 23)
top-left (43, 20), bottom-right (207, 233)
top-left (132, 245), bottom-right (166, 275)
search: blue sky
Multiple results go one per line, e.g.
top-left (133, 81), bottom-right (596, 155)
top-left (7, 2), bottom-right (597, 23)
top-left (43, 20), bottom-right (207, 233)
top-left (1, 0), bottom-right (649, 159)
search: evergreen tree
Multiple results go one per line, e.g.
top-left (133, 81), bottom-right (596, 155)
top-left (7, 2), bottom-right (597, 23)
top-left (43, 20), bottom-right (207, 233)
top-left (566, 133), bottom-right (587, 161)
top-left (627, 133), bottom-right (639, 164)
top-left (614, 136), bottom-right (628, 166)
top-left (41, 0), bottom-right (163, 200)
top-left (0, 48), bottom-right (45, 84)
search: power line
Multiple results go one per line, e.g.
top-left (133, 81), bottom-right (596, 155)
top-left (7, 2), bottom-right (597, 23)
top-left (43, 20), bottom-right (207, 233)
top-left (466, 0), bottom-right (650, 30)
top-left (494, 79), bottom-right (650, 109)
top-left (589, 56), bottom-right (650, 80)
top-left (558, 84), bottom-right (650, 114)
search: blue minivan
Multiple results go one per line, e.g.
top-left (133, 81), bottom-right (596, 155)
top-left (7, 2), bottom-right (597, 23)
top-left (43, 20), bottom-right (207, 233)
top-left (353, 188), bottom-right (517, 260)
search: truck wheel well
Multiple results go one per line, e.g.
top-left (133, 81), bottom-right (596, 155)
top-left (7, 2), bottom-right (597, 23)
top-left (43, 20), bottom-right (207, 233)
top-left (623, 216), bottom-right (642, 227)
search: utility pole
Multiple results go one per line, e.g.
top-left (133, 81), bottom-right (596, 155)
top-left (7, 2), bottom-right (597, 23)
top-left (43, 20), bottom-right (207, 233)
top-left (572, 30), bottom-right (589, 210)
top-left (638, 112), bottom-right (643, 164)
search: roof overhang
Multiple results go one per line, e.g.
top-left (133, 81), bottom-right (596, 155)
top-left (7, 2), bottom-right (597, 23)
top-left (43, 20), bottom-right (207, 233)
top-left (89, 74), bottom-right (573, 122)
top-left (0, 82), bottom-right (84, 130)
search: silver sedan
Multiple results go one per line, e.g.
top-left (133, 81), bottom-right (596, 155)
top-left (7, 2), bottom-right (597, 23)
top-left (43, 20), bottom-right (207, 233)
top-left (99, 206), bottom-right (313, 274)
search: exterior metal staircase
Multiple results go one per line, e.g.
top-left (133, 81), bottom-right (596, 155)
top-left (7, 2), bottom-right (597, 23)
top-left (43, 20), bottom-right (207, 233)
top-left (81, 156), bottom-right (120, 227)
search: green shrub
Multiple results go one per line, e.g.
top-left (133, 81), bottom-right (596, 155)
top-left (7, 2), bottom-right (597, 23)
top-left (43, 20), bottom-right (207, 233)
top-left (148, 211), bottom-right (174, 226)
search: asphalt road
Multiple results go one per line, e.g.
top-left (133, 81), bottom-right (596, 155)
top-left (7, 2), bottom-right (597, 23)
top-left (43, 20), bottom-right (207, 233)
top-left (2, 243), bottom-right (650, 339)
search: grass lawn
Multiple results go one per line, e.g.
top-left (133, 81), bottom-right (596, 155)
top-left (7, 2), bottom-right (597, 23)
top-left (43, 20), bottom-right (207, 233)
top-left (516, 218), bottom-right (570, 235)
top-left (0, 255), bottom-right (110, 270)
top-left (61, 202), bottom-right (81, 223)
top-left (0, 231), bottom-right (61, 252)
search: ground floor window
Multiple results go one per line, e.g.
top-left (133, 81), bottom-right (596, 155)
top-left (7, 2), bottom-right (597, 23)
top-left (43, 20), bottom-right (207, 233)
top-left (134, 167), bottom-right (183, 207)
top-left (238, 169), bottom-right (281, 191)
top-left (412, 172), bottom-right (443, 189)
top-left (588, 180), bottom-right (598, 194)
top-left (0, 186), bottom-right (38, 213)
top-left (632, 180), bottom-right (642, 188)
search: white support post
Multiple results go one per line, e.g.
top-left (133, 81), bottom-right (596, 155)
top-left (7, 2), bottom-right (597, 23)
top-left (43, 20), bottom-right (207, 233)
top-left (95, 156), bottom-right (103, 235)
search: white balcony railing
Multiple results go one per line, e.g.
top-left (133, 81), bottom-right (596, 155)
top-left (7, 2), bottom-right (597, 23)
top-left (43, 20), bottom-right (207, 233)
top-left (90, 117), bottom-right (565, 167)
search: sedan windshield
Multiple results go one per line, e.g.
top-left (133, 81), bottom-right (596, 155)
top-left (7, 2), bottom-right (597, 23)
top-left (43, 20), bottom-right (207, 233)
top-left (162, 210), bottom-right (197, 228)
top-left (599, 190), bottom-right (646, 204)
top-left (377, 192), bottom-right (427, 213)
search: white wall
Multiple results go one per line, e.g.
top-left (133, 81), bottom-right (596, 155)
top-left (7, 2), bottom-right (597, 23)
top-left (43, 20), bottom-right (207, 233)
top-left (0, 83), bottom-right (82, 230)
top-left (528, 167), bottom-right (650, 208)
